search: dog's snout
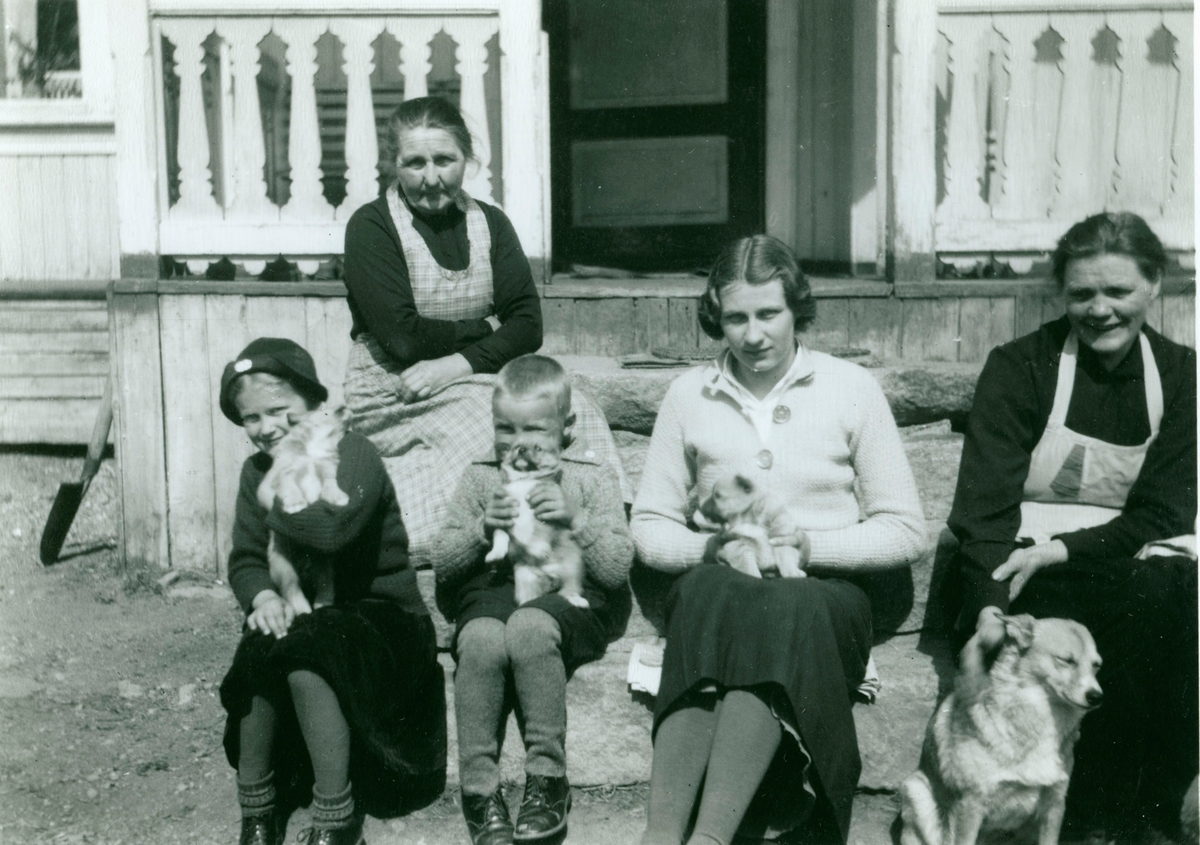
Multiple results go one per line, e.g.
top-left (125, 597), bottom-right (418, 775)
top-left (1085, 688), bottom-right (1103, 708)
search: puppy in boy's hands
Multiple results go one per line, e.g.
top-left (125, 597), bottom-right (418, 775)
top-left (256, 405), bottom-right (349, 615)
top-left (485, 441), bottom-right (589, 608)
top-left (699, 474), bottom-right (807, 578)
top-left (899, 609), bottom-right (1103, 845)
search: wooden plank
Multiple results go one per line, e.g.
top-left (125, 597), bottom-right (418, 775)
top-left (160, 295), bottom-right (219, 572)
top-left (633, 297), bottom-right (670, 353)
top-left (111, 292), bottom-right (169, 570)
top-left (848, 297), bottom-right (902, 360)
top-left (305, 297), bottom-right (353, 408)
top-left (0, 299), bottom-right (110, 311)
top-left (574, 299), bottom-right (637, 356)
top-left (0, 376), bottom-right (106, 398)
top-left (543, 276), bottom-right (891, 299)
top-left (62, 157), bottom-right (92, 280)
top-left (245, 296), bottom-right (310, 346)
top-left (0, 307), bottom-right (109, 332)
top-left (890, 0), bottom-right (937, 281)
top-left (0, 352), bottom-right (108, 376)
top-left (765, 0), bottom-right (800, 246)
top-left (18, 156), bottom-right (46, 279)
top-left (0, 398), bottom-right (114, 444)
top-left (0, 331), bottom-right (109, 353)
top-left (540, 299), bottom-right (576, 355)
top-left (38, 156), bottom-right (67, 279)
top-left (667, 298), bottom-right (699, 349)
top-left (86, 155), bottom-right (117, 279)
top-left (957, 298), bottom-right (1016, 363)
top-left (1161, 293), bottom-right (1195, 348)
top-left (1144, 294), bottom-right (1164, 332)
top-left (0, 158), bottom-right (21, 282)
top-left (794, 0), bottom-right (816, 256)
top-left (900, 298), bottom-right (960, 361)
top-left (1041, 295), bottom-right (1066, 324)
top-left (805, 297), bottom-right (850, 353)
top-left (1014, 295), bottom-right (1046, 338)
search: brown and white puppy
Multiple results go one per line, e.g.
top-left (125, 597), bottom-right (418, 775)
top-left (484, 442), bottom-right (589, 608)
top-left (899, 613), bottom-right (1103, 845)
top-left (256, 406), bottom-right (348, 616)
top-left (698, 474), bottom-right (806, 579)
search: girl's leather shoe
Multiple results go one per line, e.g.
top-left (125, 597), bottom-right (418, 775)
top-left (295, 815), bottom-right (365, 845)
top-left (513, 775), bottom-right (571, 841)
top-left (462, 788), bottom-right (514, 845)
top-left (238, 812), bottom-right (286, 845)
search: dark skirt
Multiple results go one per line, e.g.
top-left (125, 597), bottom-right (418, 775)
top-left (448, 568), bottom-right (631, 677)
top-left (221, 599), bottom-right (447, 818)
top-left (1009, 554), bottom-right (1198, 837)
top-left (654, 564), bottom-right (873, 843)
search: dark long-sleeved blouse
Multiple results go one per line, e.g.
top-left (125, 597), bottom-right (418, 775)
top-left (227, 431), bottom-right (427, 617)
top-left (949, 316), bottom-right (1197, 610)
top-left (342, 195), bottom-right (543, 374)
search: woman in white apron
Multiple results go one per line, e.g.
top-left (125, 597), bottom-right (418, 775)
top-left (949, 212), bottom-right (1197, 841)
top-left (341, 97), bottom-right (629, 569)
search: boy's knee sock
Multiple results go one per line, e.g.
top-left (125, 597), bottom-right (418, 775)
top-left (641, 701), bottom-right (719, 845)
top-left (311, 782), bottom-right (355, 830)
top-left (688, 689), bottom-right (782, 845)
top-left (238, 695), bottom-right (277, 784)
top-left (237, 770), bottom-right (277, 819)
top-left (506, 608), bottom-right (566, 778)
top-left (456, 617), bottom-right (511, 797)
top-left (288, 670), bottom-right (351, 798)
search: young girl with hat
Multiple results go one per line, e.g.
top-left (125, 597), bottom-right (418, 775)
top-left (216, 337), bottom-right (446, 845)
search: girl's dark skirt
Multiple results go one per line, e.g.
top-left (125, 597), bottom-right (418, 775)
top-left (654, 565), bottom-right (872, 844)
top-left (220, 599), bottom-right (447, 818)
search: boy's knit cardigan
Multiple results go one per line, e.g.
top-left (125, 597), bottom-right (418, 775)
top-left (432, 442), bottom-right (634, 591)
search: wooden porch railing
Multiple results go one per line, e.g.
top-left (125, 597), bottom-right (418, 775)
top-left (152, 6), bottom-right (510, 275)
top-left (932, 0), bottom-right (1193, 273)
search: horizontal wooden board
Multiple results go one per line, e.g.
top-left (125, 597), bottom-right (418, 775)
top-left (0, 307), bottom-right (109, 332)
top-left (0, 375), bottom-right (106, 398)
top-left (0, 352), bottom-right (108, 376)
top-left (0, 398), bottom-right (112, 444)
top-left (0, 331), bottom-right (109, 354)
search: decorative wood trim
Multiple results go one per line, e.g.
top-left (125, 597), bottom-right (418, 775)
top-left (896, 275), bottom-right (1195, 298)
top-left (112, 0), bottom-right (162, 260)
top-left (0, 130), bottom-right (116, 156)
top-left (543, 276), bottom-right (892, 299)
top-left (149, 0), bottom-right (500, 14)
top-left (939, 0), bottom-right (1191, 12)
top-left (936, 218), bottom-right (1196, 253)
top-left (499, 0), bottom-right (546, 263)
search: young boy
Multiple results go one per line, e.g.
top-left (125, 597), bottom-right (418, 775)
top-left (434, 355), bottom-right (634, 845)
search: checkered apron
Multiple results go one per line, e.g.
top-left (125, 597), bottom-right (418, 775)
top-left (345, 188), bottom-right (630, 568)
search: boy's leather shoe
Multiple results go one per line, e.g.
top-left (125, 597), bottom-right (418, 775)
top-left (238, 812), bottom-right (286, 845)
top-left (463, 788), bottom-right (514, 845)
top-left (295, 815), bottom-right (365, 845)
top-left (513, 775), bottom-right (571, 840)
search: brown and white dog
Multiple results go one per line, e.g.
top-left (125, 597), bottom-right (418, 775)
top-left (698, 474), bottom-right (807, 579)
top-left (256, 406), bottom-right (348, 616)
top-left (899, 613), bottom-right (1103, 845)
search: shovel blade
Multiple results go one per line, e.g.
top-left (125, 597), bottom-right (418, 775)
top-left (40, 482), bottom-right (84, 565)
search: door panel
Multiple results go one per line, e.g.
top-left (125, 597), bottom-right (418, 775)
top-left (547, 0), bottom-right (765, 272)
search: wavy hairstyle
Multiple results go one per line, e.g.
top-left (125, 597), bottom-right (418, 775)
top-left (1051, 212), bottom-right (1168, 287)
top-left (698, 235), bottom-right (816, 340)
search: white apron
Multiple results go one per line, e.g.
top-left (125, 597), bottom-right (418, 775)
top-left (1017, 331), bottom-right (1163, 544)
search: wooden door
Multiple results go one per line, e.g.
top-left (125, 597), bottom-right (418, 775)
top-left (546, 0), bottom-right (766, 273)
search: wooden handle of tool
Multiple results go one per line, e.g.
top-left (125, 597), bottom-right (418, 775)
top-left (80, 377), bottom-right (114, 492)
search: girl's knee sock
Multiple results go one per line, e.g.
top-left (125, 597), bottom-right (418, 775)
top-left (640, 701), bottom-right (720, 845)
top-left (687, 690), bottom-right (782, 845)
top-left (455, 617), bottom-right (511, 797)
top-left (288, 670), bottom-right (351, 798)
top-left (238, 695), bottom-right (276, 784)
top-left (311, 782), bottom-right (355, 830)
top-left (506, 608), bottom-right (567, 778)
top-left (237, 770), bottom-right (277, 819)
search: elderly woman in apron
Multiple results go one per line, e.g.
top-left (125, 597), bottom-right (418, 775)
top-left (950, 212), bottom-right (1197, 841)
top-left (342, 97), bottom-right (629, 567)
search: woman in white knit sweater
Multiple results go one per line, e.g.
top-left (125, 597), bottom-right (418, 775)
top-left (631, 236), bottom-right (926, 845)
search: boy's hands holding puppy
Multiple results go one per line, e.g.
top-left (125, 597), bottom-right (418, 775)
top-left (528, 481), bottom-right (580, 530)
top-left (484, 490), bottom-right (519, 534)
top-left (247, 589), bottom-right (295, 638)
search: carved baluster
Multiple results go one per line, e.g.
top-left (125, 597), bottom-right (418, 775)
top-left (1108, 11), bottom-right (1176, 217)
top-left (329, 18), bottom-right (385, 219)
top-left (1161, 10), bottom-right (1192, 245)
top-left (937, 15), bottom-right (990, 224)
top-left (444, 17), bottom-right (497, 203)
top-left (1049, 13), bottom-right (1098, 217)
top-left (214, 18), bottom-right (275, 220)
top-left (277, 18), bottom-right (335, 222)
top-left (391, 18), bottom-right (438, 100)
top-left (161, 20), bottom-right (221, 218)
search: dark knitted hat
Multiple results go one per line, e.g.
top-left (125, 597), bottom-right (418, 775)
top-left (219, 337), bottom-right (328, 425)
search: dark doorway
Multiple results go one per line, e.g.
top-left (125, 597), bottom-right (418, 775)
top-left (546, 0), bottom-right (767, 273)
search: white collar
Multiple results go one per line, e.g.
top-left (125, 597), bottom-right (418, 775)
top-left (704, 344), bottom-right (814, 409)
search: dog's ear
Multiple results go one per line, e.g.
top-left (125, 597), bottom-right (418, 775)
top-left (1001, 614), bottom-right (1036, 650)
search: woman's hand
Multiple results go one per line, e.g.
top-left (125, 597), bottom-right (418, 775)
top-left (484, 490), bottom-right (519, 533)
top-left (770, 531), bottom-right (811, 578)
top-left (992, 540), bottom-right (1068, 601)
top-left (529, 482), bottom-right (578, 529)
top-left (247, 590), bottom-right (294, 638)
top-left (396, 353), bottom-right (473, 403)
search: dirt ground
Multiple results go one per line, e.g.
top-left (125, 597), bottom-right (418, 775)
top-left (0, 449), bottom-right (911, 845)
